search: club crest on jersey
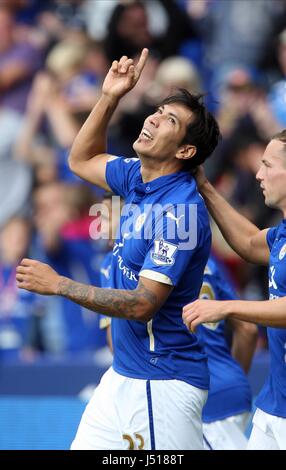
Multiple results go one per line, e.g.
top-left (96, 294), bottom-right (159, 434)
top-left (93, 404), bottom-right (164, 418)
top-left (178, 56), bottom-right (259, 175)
top-left (151, 239), bottom-right (178, 266)
top-left (135, 213), bottom-right (147, 232)
top-left (279, 243), bottom-right (286, 260)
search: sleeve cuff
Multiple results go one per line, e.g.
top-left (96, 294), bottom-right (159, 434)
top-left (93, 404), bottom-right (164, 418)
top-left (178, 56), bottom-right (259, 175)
top-left (139, 269), bottom-right (173, 286)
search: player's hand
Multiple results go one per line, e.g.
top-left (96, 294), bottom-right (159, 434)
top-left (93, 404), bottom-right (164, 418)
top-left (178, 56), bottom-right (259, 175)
top-left (102, 48), bottom-right (149, 100)
top-left (192, 165), bottom-right (208, 190)
top-left (182, 299), bottom-right (228, 333)
top-left (16, 258), bottom-right (62, 295)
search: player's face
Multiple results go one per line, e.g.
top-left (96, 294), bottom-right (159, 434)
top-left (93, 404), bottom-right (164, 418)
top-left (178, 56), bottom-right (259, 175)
top-left (256, 139), bottom-right (286, 211)
top-left (133, 103), bottom-right (193, 163)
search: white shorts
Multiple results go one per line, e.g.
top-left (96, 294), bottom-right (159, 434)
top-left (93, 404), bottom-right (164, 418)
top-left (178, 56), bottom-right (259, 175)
top-left (247, 408), bottom-right (286, 450)
top-left (203, 412), bottom-right (250, 450)
top-left (71, 367), bottom-right (208, 450)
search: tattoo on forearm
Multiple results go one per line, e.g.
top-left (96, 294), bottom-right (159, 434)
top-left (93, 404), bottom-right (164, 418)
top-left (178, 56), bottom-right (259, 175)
top-left (57, 277), bottom-right (158, 320)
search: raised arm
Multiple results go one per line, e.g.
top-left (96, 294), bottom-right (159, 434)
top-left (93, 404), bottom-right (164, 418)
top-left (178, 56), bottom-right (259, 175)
top-left (195, 167), bottom-right (270, 265)
top-left (68, 48), bottom-right (149, 189)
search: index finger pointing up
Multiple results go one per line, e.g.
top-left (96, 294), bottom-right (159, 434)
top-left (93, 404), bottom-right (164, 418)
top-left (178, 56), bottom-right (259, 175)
top-left (135, 48), bottom-right (149, 75)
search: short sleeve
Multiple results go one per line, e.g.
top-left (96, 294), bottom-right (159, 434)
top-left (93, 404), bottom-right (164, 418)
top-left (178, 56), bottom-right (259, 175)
top-left (105, 157), bottom-right (140, 198)
top-left (266, 227), bottom-right (278, 250)
top-left (139, 207), bottom-right (199, 286)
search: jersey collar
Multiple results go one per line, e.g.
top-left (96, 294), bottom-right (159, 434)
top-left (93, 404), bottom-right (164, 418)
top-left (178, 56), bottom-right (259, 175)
top-left (135, 170), bottom-right (193, 195)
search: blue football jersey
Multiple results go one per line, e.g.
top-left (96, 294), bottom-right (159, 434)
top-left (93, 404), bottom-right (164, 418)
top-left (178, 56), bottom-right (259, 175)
top-left (105, 157), bottom-right (211, 389)
top-left (255, 221), bottom-right (286, 418)
top-left (198, 256), bottom-right (252, 422)
top-left (99, 251), bottom-right (113, 289)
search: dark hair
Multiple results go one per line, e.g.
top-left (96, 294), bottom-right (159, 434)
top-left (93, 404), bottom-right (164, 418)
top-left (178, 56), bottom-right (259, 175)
top-left (104, 1), bottom-right (145, 62)
top-left (272, 129), bottom-right (286, 152)
top-left (159, 89), bottom-right (221, 170)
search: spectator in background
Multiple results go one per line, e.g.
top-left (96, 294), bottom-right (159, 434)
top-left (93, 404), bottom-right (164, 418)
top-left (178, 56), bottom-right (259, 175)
top-left (0, 5), bottom-right (42, 169)
top-left (146, 55), bottom-right (202, 103)
top-left (267, 29), bottom-right (286, 131)
top-left (82, 0), bottom-right (168, 43)
top-left (277, 28), bottom-right (286, 78)
top-left (13, 38), bottom-right (103, 185)
top-left (104, 0), bottom-right (197, 63)
top-left (45, 38), bottom-right (99, 116)
top-left (205, 66), bottom-right (281, 223)
top-left (31, 181), bottom-right (107, 354)
top-left (214, 66), bottom-right (280, 141)
top-left (0, 217), bottom-right (42, 360)
top-left (186, 0), bottom-right (286, 96)
top-left (0, 6), bottom-right (42, 114)
top-left (83, 39), bottom-right (110, 87)
top-left (0, 159), bottom-right (33, 227)
top-left (28, 0), bottom-right (87, 49)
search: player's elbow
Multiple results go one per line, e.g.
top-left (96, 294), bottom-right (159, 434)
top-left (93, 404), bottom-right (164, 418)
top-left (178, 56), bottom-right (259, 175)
top-left (133, 301), bottom-right (156, 322)
top-left (235, 320), bottom-right (258, 339)
top-left (243, 322), bottom-right (258, 339)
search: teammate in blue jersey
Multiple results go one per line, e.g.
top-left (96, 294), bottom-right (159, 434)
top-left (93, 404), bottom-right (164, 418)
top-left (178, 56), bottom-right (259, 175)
top-left (183, 129), bottom-right (286, 450)
top-left (15, 49), bottom-right (220, 450)
top-left (198, 256), bottom-right (257, 450)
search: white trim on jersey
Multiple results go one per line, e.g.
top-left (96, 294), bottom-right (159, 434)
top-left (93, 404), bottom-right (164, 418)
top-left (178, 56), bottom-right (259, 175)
top-left (139, 269), bottom-right (173, 286)
top-left (99, 317), bottom-right (111, 329)
top-left (147, 319), bottom-right (155, 351)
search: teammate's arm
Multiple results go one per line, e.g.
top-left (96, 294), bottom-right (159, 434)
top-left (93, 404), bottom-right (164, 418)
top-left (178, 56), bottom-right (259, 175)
top-left (68, 49), bottom-right (149, 189)
top-left (183, 296), bottom-right (286, 332)
top-left (228, 318), bottom-right (258, 373)
top-left (16, 258), bottom-right (172, 322)
top-left (195, 167), bottom-right (270, 265)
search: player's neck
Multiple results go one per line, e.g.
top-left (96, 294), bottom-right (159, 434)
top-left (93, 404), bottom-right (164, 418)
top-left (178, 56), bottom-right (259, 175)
top-left (277, 202), bottom-right (286, 219)
top-left (140, 158), bottom-right (183, 183)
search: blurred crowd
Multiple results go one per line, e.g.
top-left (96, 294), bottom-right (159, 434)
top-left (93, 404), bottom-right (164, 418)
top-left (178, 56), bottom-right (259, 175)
top-left (1, 0), bottom-right (286, 361)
